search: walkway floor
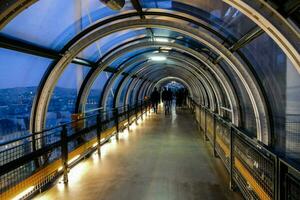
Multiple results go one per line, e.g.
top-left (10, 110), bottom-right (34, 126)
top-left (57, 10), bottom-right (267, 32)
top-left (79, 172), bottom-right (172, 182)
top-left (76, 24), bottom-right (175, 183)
top-left (35, 106), bottom-right (241, 200)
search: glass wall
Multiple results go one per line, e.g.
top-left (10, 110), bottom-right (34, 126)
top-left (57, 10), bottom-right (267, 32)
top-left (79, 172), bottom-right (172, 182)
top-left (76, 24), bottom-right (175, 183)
top-left (240, 33), bottom-right (300, 163)
top-left (46, 64), bottom-right (90, 128)
top-left (86, 72), bottom-right (112, 111)
top-left (0, 0), bottom-right (133, 50)
top-left (0, 48), bottom-right (51, 141)
top-left (118, 78), bottom-right (133, 106)
top-left (141, 0), bottom-right (256, 41)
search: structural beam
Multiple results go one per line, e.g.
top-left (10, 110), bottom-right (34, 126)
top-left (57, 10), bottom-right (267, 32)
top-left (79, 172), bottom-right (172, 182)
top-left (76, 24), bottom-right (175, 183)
top-left (214, 26), bottom-right (264, 64)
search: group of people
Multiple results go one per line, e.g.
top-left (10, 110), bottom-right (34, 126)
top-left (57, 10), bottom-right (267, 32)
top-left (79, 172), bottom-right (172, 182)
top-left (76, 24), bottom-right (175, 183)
top-left (150, 87), bottom-right (188, 115)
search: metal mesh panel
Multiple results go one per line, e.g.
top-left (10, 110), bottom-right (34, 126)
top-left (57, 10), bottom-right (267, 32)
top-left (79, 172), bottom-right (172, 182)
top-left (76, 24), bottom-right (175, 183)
top-left (206, 112), bottom-right (214, 143)
top-left (286, 174), bottom-right (300, 200)
top-left (233, 130), bottom-right (275, 200)
top-left (215, 119), bottom-right (230, 171)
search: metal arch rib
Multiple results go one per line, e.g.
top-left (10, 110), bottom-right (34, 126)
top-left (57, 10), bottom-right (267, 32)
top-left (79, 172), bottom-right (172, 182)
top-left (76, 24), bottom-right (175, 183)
top-left (33, 19), bottom-right (269, 143)
top-left (126, 65), bottom-right (206, 107)
top-left (100, 51), bottom-right (221, 112)
top-left (77, 39), bottom-right (240, 127)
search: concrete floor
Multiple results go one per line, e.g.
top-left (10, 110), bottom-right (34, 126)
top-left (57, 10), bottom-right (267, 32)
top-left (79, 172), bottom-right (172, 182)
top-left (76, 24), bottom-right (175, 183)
top-left (35, 106), bottom-right (241, 200)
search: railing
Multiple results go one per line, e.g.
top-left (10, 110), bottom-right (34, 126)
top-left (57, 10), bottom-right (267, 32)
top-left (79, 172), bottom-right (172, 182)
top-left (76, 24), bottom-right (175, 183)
top-left (187, 97), bottom-right (300, 200)
top-left (0, 100), bottom-right (151, 200)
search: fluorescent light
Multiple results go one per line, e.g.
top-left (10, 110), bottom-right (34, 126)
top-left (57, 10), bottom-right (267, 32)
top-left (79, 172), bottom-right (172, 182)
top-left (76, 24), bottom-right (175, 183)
top-left (154, 38), bottom-right (169, 43)
top-left (150, 56), bottom-right (167, 61)
top-left (161, 47), bottom-right (172, 50)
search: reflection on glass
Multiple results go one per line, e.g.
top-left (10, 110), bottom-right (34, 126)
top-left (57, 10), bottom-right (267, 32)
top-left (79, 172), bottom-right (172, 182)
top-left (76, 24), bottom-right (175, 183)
top-left (240, 33), bottom-right (300, 164)
top-left (86, 72), bottom-right (112, 111)
top-left (46, 64), bottom-right (90, 128)
top-left (1, 0), bottom-right (133, 50)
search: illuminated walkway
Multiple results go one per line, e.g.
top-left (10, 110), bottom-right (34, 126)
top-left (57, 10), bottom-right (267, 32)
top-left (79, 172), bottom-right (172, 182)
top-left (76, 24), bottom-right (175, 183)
top-left (35, 107), bottom-right (241, 200)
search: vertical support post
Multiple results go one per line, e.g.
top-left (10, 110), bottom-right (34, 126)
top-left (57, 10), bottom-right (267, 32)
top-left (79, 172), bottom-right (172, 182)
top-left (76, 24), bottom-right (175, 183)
top-left (31, 132), bottom-right (40, 168)
top-left (135, 103), bottom-right (138, 125)
top-left (61, 125), bottom-right (68, 184)
top-left (145, 101), bottom-right (147, 117)
top-left (199, 106), bottom-right (202, 132)
top-left (140, 101), bottom-right (143, 120)
top-left (96, 113), bottom-right (102, 155)
top-left (274, 156), bottom-right (279, 200)
top-left (114, 108), bottom-right (119, 140)
top-left (204, 108), bottom-right (208, 141)
top-left (229, 126), bottom-right (235, 190)
top-left (127, 104), bottom-right (130, 131)
top-left (278, 159), bottom-right (288, 199)
top-left (213, 114), bottom-right (217, 157)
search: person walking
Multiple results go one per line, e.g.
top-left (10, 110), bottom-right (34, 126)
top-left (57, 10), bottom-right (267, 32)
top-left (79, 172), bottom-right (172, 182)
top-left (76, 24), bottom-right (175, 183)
top-left (150, 87), bottom-right (160, 113)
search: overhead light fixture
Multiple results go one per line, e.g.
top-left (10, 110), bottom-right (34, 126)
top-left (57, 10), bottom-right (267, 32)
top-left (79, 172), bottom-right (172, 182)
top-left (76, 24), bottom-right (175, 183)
top-left (161, 47), bottom-right (172, 50)
top-left (154, 38), bottom-right (169, 43)
top-left (100, 0), bottom-right (125, 10)
top-left (150, 56), bottom-right (167, 61)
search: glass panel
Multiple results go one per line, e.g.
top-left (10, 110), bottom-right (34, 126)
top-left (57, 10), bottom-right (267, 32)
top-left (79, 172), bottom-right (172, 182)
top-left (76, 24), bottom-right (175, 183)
top-left (46, 64), bottom-right (90, 128)
top-left (0, 48), bottom-right (51, 141)
top-left (129, 79), bottom-right (143, 105)
top-left (141, 0), bottom-right (256, 40)
top-left (110, 48), bottom-right (155, 69)
top-left (124, 60), bottom-right (149, 73)
top-left (105, 75), bottom-right (124, 109)
top-left (140, 0), bottom-right (172, 8)
top-left (1, 0), bottom-right (133, 50)
top-left (240, 33), bottom-right (300, 164)
top-left (86, 72), bottom-right (112, 111)
top-left (218, 60), bottom-right (257, 137)
top-left (119, 78), bottom-right (132, 106)
top-left (80, 29), bottom-right (147, 62)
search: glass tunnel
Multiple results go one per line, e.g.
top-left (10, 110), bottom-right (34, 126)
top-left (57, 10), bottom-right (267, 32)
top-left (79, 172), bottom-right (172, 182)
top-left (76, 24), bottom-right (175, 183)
top-left (0, 0), bottom-right (299, 199)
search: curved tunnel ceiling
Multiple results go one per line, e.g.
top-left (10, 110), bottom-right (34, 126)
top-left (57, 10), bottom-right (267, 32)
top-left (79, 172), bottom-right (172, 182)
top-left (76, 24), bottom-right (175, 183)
top-left (0, 0), bottom-right (299, 149)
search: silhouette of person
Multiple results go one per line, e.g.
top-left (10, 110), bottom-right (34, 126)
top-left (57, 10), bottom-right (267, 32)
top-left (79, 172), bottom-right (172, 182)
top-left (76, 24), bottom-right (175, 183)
top-left (150, 87), bottom-right (160, 113)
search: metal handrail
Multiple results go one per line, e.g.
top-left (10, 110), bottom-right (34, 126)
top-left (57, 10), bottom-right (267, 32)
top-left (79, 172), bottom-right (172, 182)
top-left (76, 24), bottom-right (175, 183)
top-left (187, 96), bottom-right (300, 200)
top-left (0, 100), bottom-right (151, 199)
top-left (0, 104), bottom-right (131, 147)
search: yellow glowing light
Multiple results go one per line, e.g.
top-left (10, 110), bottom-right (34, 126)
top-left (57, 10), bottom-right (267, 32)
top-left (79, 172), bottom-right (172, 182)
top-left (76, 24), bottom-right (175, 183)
top-left (68, 155), bottom-right (80, 165)
top-left (120, 129), bottom-right (129, 140)
top-left (124, 122), bottom-right (128, 126)
top-left (92, 152), bottom-right (100, 163)
top-left (12, 186), bottom-right (34, 200)
top-left (101, 138), bottom-right (105, 143)
top-left (130, 123), bottom-right (136, 130)
top-left (92, 142), bottom-right (98, 147)
top-left (58, 166), bottom-right (63, 171)
top-left (110, 134), bottom-right (117, 142)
